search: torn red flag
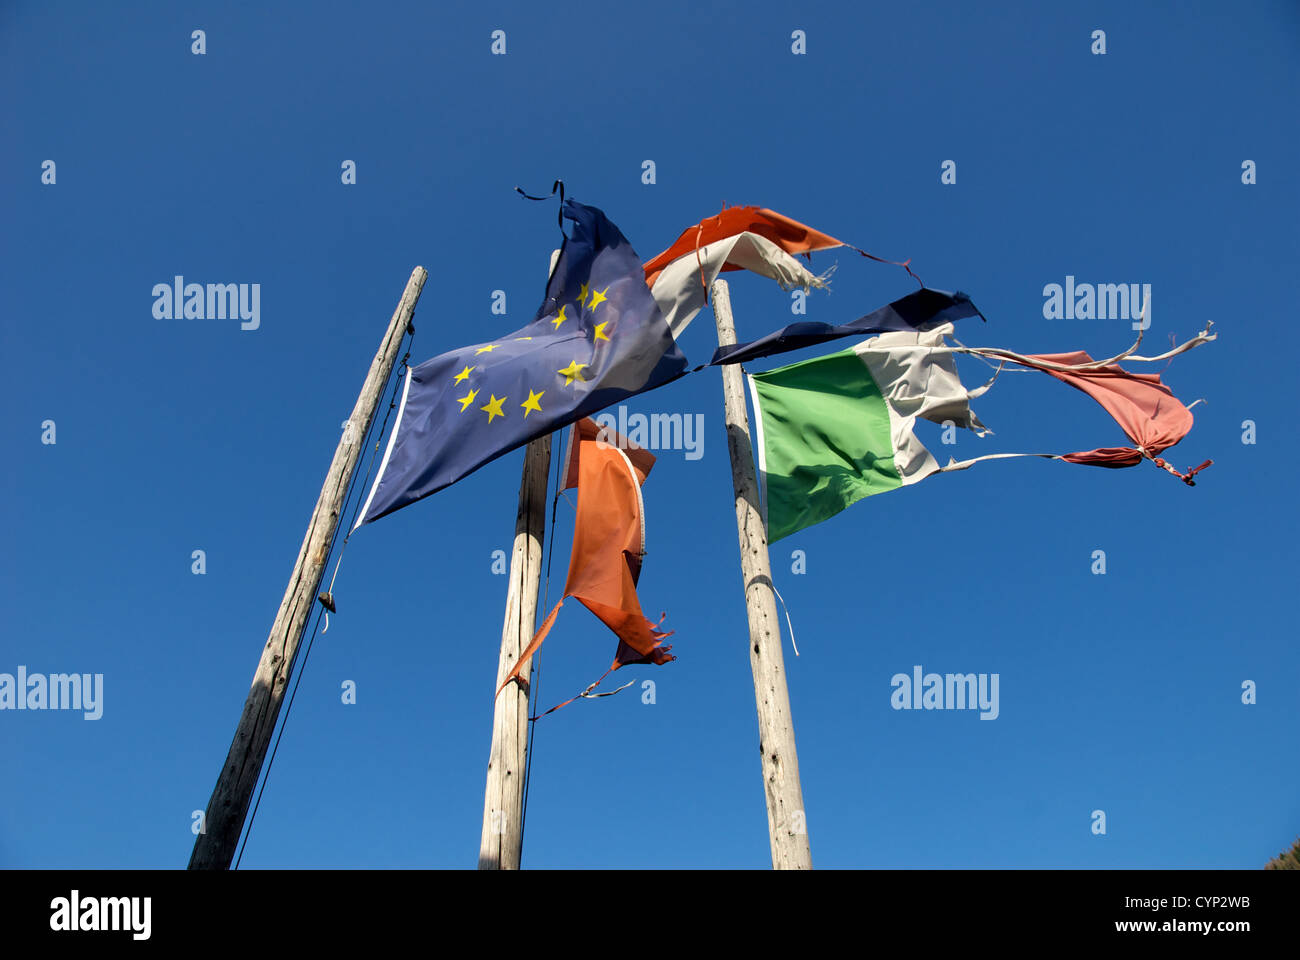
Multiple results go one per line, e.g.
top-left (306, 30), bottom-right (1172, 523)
top-left (497, 418), bottom-right (673, 711)
top-left (1014, 351), bottom-right (1209, 481)
top-left (932, 332), bottom-right (1213, 484)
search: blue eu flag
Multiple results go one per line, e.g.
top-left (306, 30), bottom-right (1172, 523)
top-left (356, 200), bottom-right (688, 527)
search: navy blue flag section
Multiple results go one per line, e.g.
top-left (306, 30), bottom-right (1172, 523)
top-left (355, 200), bottom-right (688, 528)
top-left (707, 288), bottom-right (983, 366)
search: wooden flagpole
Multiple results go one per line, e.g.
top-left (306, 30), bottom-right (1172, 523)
top-left (190, 266), bottom-right (428, 870)
top-left (478, 250), bottom-right (560, 869)
top-left (477, 436), bottom-right (550, 869)
top-left (711, 277), bottom-right (813, 870)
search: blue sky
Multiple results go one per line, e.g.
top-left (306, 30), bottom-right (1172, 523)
top-left (2, 0), bottom-right (1297, 869)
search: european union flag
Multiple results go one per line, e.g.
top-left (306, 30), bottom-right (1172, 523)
top-left (356, 200), bottom-right (688, 527)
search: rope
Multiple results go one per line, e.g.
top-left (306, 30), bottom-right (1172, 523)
top-left (772, 584), bottom-right (800, 657)
top-left (519, 432), bottom-right (565, 860)
top-left (516, 180), bottom-right (565, 228)
top-left (232, 326), bottom-right (413, 868)
top-left (530, 669), bottom-right (641, 720)
top-left (234, 600), bottom-right (324, 870)
top-left (843, 243), bottom-right (926, 288)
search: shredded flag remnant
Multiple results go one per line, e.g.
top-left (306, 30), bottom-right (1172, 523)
top-left (641, 206), bottom-right (848, 339)
top-left (747, 323), bottom-right (1215, 542)
top-left (499, 418), bottom-right (673, 715)
top-left (709, 287), bottom-right (983, 367)
top-left (354, 200), bottom-right (687, 527)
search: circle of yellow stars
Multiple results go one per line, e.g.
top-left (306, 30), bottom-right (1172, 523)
top-left (452, 280), bottom-right (616, 424)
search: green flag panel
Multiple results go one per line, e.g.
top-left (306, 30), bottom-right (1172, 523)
top-left (750, 348), bottom-right (903, 542)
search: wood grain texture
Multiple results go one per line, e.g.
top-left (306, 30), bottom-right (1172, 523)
top-left (712, 278), bottom-right (813, 870)
top-left (478, 249), bottom-right (560, 869)
top-left (478, 435), bottom-right (551, 870)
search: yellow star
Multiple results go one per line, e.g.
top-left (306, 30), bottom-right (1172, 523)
top-left (550, 305), bottom-right (568, 329)
top-left (557, 360), bottom-right (588, 386)
top-left (452, 365), bottom-right (475, 385)
top-left (592, 320), bottom-right (612, 341)
top-left (578, 283), bottom-right (589, 305)
top-left (520, 389), bottom-right (544, 418)
top-left (475, 343), bottom-right (500, 355)
top-left (480, 393), bottom-right (507, 422)
top-left (587, 287), bottom-right (608, 311)
top-left (456, 387), bottom-right (479, 412)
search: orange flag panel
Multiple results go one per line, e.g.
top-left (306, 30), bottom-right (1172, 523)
top-left (498, 418), bottom-right (673, 702)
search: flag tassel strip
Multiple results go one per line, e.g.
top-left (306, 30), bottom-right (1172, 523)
top-left (940, 451), bottom-right (1213, 486)
top-left (939, 452), bottom-right (1061, 471)
top-left (949, 323), bottom-right (1216, 373)
top-left (529, 673), bottom-right (636, 721)
top-left (842, 243), bottom-right (925, 288)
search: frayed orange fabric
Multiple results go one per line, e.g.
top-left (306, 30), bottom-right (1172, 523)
top-left (642, 206), bottom-right (846, 290)
top-left (560, 416), bottom-right (655, 491)
top-left (497, 419), bottom-right (673, 701)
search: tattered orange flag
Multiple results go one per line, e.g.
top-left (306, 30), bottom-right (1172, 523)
top-left (639, 205), bottom-right (922, 341)
top-left (497, 418), bottom-right (673, 713)
top-left (642, 205), bottom-right (848, 290)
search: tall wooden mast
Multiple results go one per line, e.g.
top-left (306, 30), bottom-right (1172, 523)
top-left (478, 251), bottom-right (560, 869)
top-left (711, 277), bottom-right (813, 869)
top-left (190, 267), bottom-right (428, 869)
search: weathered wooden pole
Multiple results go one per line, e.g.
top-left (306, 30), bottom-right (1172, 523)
top-left (478, 435), bottom-right (550, 869)
top-left (711, 278), bottom-right (813, 870)
top-left (189, 266), bottom-right (428, 870)
top-left (478, 250), bottom-right (559, 870)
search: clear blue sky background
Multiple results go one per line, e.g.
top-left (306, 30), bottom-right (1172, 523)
top-left (3, 1), bottom-right (1296, 869)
